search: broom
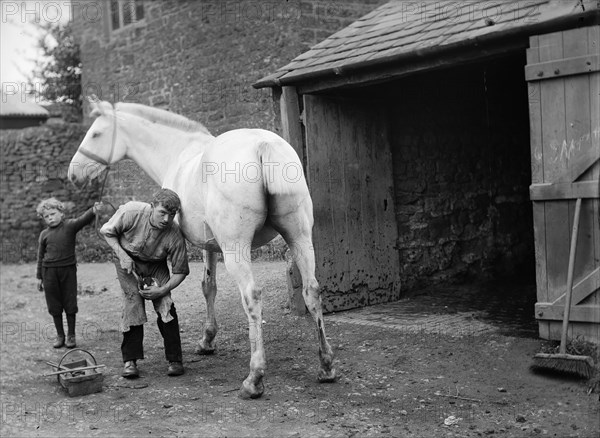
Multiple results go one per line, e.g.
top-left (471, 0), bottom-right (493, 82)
top-left (531, 198), bottom-right (595, 379)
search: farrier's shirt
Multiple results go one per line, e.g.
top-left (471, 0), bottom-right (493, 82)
top-left (36, 208), bottom-right (95, 279)
top-left (100, 201), bottom-right (190, 275)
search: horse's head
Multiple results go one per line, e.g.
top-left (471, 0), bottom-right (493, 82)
top-left (68, 97), bottom-right (128, 187)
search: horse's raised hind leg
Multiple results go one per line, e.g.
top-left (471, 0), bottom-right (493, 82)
top-left (222, 248), bottom-right (266, 399)
top-left (290, 238), bottom-right (336, 383)
top-left (196, 250), bottom-right (218, 355)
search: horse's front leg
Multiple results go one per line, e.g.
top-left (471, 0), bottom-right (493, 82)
top-left (196, 250), bottom-right (218, 354)
top-left (223, 252), bottom-right (266, 399)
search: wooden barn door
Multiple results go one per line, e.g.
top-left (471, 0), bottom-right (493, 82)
top-left (526, 25), bottom-right (600, 342)
top-left (303, 95), bottom-right (401, 312)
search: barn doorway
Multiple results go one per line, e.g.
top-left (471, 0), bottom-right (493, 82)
top-left (328, 52), bottom-right (538, 337)
top-left (387, 54), bottom-right (535, 288)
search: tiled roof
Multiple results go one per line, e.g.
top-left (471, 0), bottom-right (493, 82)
top-left (0, 93), bottom-right (50, 118)
top-left (255, 0), bottom-right (595, 88)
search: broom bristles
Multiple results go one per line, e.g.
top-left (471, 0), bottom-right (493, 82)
top-left (531, 353), bottom-right (595, 379)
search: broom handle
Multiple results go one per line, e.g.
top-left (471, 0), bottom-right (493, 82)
top-left (559, 198), bottom-right (582, 355)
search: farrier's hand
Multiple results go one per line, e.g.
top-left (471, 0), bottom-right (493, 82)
top-left (119, 254), bottom-right (134, 274)
top-left (38, 280), bottom-right (44, 292)
top-left (138, 285), bottom-right (167, 300)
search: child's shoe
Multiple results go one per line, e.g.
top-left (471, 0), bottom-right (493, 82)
top-left (65, 335), bottom-right (76, 348)
top-left (53, 335), bottom-right (65, 348)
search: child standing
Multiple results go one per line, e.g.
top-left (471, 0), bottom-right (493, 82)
top-left (36, 198), bottom-right (102, 348)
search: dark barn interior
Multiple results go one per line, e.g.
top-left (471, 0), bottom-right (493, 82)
top-left (386, 53), bottom-right (536, 291)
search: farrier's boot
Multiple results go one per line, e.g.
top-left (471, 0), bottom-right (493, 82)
top-left (122, 360), bottom-right (139, 378)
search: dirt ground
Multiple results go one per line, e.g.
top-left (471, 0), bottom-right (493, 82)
top-left (1, 261), bottom-right (598, 438)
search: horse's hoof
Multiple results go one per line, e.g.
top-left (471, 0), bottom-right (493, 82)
top-left (194, 345), bottom-right (215, 355)
top-left (238, 380), bottom-right (264, 399)
top-left (318, 368), bottom-right (337, 383)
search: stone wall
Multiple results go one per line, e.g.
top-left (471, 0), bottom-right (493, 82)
top-left (0, 125), bottom-right (287, 263)
top-left (0, 124), bottom-right (104, 263)
top-left (388, 54), bottom-right (535, 291)
top-left (71, 0), bottom-right (386, 134)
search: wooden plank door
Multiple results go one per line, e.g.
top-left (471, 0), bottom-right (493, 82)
top-left (303, 94), bottom-right (401, 312)
top-left (526, 25), bottom-right (600, 342)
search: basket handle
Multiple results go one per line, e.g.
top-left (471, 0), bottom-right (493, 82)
top-left (57, 348), bottom-right (98, 370)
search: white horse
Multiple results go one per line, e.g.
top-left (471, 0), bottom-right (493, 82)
top-left (67, 99), bottom-right (336, 398)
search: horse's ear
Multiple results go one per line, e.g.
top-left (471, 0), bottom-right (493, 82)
top-left (89, 108), bottom-right (102, 118)
top-left (87, 96), bottom-right (105, 118)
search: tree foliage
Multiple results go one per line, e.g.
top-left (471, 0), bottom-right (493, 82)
top-left (31, 22), bottom-right (82, 118)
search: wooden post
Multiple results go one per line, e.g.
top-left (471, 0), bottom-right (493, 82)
top-left (280, 86), bottom-right (305, 164)
top-left (280, 86), bottom-right (307, 315)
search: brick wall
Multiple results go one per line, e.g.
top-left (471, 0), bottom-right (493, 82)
top-left (388, 54), bottom-right (535, 291)
top-left (0, 124), bottom-right (104, 263)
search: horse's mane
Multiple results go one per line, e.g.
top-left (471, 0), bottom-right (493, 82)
top-left (115, 102), bottom-right (212, 135)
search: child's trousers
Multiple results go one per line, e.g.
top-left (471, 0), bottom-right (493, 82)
top-left (42, 265), bottom-right (78, 315)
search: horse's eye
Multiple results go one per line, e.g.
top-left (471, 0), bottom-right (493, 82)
top-left (92, 132), bottom-right (101, 138)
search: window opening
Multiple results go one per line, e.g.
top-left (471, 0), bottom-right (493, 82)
top-left (110, 0), bottom-right (144, 31)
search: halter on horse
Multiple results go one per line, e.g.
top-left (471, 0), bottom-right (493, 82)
top-left (76, 96), bottom-right (118, 236)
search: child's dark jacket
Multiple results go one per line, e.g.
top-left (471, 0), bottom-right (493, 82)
top-left (36, 209), bottom-right (95, 279)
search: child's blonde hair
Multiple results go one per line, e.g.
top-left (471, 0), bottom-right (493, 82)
top-left (36, 198), bottom-right (65, 217)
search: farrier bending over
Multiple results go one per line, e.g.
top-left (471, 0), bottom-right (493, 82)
top-left (100, 188), bottom-right (189, 378)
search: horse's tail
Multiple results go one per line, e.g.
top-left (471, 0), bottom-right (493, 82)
top-left (258, 139), bottom-right (308, 196)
